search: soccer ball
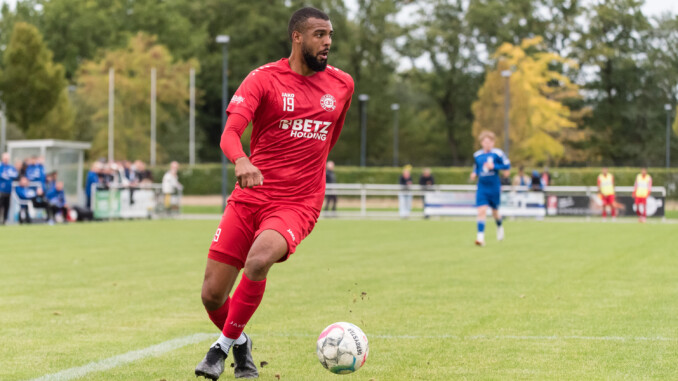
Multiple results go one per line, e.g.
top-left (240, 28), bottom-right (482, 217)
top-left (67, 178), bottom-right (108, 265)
top-left (316, 322), bottom-right (369, 374)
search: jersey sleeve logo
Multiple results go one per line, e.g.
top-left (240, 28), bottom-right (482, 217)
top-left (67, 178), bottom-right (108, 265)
top-left (230, 95), bottom-right (245, 105)
top-left (320, 94), bottom-right (337, 112)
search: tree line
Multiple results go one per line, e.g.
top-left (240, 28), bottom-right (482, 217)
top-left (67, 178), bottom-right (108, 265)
top-left (0, 0), bottom-right (677, 167)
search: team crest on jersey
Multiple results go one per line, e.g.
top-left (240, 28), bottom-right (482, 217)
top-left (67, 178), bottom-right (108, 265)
top-left (320, 94), bottom-right (337, 112)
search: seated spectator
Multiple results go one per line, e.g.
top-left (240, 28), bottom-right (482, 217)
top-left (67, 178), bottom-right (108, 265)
top-left (1, 153), bottom-right (19, 224)
top-left (162, 161), bottom-right (183, 210)
top-left (46, 181), bottom-right (68, 224)
top-left (512, 166), bottom-right (531, 189)
top-left (15, 176), bottom-right (47, 224)
top-left (530, 170), bottom-right (543, 191)
top-left (419, 168), bottom-right (435, 189)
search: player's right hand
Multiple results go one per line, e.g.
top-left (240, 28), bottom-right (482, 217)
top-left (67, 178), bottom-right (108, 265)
top-left (234, 157), bottom-right (264, 188)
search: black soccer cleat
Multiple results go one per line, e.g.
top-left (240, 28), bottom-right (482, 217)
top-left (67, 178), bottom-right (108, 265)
top-left (195, 343), bottom-right (227, 380)
top-left (233, 333), bottom-right (259, 379)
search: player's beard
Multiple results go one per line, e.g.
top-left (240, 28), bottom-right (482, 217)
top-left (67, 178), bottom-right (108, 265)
top-left (302, 43), bottom-right (328, 72)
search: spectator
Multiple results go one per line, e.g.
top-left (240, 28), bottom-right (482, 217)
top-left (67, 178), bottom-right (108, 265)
top-left (399, 164), bottom-right (413, 218)
top-left (46, 181), bottom-right (68, 224)
top-left (85, 162), bottom-right (103, 209)
top-left (123, 160), bottom-right (138, 184)
top-left (0, 153), bottom-right (19, 224)
top-left (530, 170), bottom-right (543, 191)
top-left (162, 161), bottom-right (183, 210)
top-left (15, 176), bottom-right (47, 224)
top-left (26, 156), bottom-right (46, 191)
top-left (134, 160), bottom-right (153, 184)
top-left (45, 171), bottom-right (58, 192)
top-left (324, 160), bottom-right (337, 212)
top-left (14, 158), bottom-right (26, 177)
top-left (541, 167), bottom-right (552, 187)
top-left (512, 166), bottom-right (531, 189)
top-left (419, 167), bottom-right (435, 189)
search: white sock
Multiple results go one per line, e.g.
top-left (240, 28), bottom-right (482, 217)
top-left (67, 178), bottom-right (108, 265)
top-left (212, 334), bottom-right (236, 354)
top-left (234, 333), bottom-right (247, 345)
top-left (477, 232), bottom-right (485, 242)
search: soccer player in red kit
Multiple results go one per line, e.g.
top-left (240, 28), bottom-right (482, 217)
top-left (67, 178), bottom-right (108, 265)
top-left (195, 7), bottom-right (354, 380)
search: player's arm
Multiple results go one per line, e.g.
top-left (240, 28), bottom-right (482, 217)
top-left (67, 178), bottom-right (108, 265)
top-left (597, 176), bottom-right (602, 194)
top-left (470, 163), bottom-right (477, 181)
top-left (494, 152), bottom-right (511, 170)
top-left (329, 95), bottom-right (352, 151)
top-left (220, 114), bottom-right (263, 188)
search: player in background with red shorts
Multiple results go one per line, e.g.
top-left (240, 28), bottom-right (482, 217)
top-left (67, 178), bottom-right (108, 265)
top-left (597, 167), bottom-right (616, 219)
top-left (633, 167), bottom-right (652, 223)
top-left (195, 7), bottom-right (354, 380)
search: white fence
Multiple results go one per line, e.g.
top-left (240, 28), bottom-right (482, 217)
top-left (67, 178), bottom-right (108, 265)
top-left (322, 183), bottom-right (667, 219)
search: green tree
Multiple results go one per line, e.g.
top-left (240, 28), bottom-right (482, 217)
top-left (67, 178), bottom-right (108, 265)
top-left (27, 89), bottom-right (75, 139)
top-left (472, 37), bottom-right (582, 164)
top-left (76, 33), bottom-right (198, 162)
top-left (0, 22), bottom-right (66, 133)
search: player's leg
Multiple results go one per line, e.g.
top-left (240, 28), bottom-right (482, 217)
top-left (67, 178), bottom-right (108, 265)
top-left (201, 259), bottom-right (240, 329)
top-left (196, 202), bottom-right (256, 380)
top-left (476, 205), bottom-right (488, 246)
top-left (492, 208), bottom-right (504, 241)
top-left (489, 191), bottom-right (504, 241)
top-left (601, 196), bottom-right (607, 218)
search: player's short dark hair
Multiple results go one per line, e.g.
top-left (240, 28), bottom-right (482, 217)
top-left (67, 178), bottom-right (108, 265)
top-left (288, 7), bottom-right (330, 42)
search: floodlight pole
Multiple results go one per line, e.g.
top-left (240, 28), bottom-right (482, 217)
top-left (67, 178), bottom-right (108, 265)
top-left (108, 68), bottom-right (115, 163)
top-left (150, 67), bottom-right (157, 166)
top-left (391, 103), bottom-right (399, 167)
top-left (359, 94), bottom-right (369, 167)
top-left (217, 35), bottom-right (230, 211)
top-left (501, 70), bottom-right (512, 154)
top-left (189, 68), bottom-right (196, 166)
top-left (666, 104), bottom-right (673, 169)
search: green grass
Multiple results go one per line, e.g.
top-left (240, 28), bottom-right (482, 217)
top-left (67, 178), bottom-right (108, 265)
top-left (1, 219), bottom-right (677, 380)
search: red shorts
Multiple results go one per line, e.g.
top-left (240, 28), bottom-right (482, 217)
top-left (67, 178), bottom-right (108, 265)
top-left (208, 200), bottom-right (319, 269)
top-left (601, 194), bottom-right (615, 205)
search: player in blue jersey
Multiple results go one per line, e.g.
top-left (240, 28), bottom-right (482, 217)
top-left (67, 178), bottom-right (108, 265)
top-left (469, 131), bottom-right (510, 246)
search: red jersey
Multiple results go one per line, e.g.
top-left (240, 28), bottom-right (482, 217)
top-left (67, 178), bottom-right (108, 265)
top-left (225, 58), bottom-right (354, 211)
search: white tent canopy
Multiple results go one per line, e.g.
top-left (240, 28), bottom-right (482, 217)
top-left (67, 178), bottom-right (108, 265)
top-left (7, 139), bottom-right (91, 205)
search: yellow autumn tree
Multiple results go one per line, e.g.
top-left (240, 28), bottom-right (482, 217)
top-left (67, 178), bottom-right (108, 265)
top-left (472, 36), bottom-right (583, 164)
top-left (76, 33), bottom-right (198, 162)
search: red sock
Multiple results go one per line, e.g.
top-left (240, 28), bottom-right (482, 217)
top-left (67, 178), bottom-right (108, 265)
top-left (602, 208), bottom-right (607, 217)
top-left (611, 207), bottom-right (617, 217)
top-left (223, 273), bottom-right (266, 339)
top-left (206, 297), bottom-right (230, 331)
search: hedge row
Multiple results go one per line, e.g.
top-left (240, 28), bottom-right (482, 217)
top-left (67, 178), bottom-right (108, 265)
top-left (151, 164), bottom-right (678, 195)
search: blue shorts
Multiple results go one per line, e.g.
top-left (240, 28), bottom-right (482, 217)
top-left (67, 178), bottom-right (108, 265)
top-left (476, 190), bottom-right (500, 209)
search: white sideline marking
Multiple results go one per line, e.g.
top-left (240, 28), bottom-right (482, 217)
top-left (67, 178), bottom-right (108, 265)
top-left (260, 332), bottom-right (676, 342)
top-left (28, 332), bottom-right (217, 381)
top-left (29, 331), bottom-right (675, 381)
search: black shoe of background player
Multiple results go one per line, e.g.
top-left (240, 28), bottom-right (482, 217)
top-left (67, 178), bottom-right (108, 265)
top-left (195, 343), bottom-right (227, 380)
top-left (233, 333), bottom-right (259, 379)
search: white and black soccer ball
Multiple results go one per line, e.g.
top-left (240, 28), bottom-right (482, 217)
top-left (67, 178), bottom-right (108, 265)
top-left (316, 322), bottom-right (369, 374)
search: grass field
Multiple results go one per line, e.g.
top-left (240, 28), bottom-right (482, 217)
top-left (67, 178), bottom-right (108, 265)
top-left (1, 219), bottom-right (677, 380)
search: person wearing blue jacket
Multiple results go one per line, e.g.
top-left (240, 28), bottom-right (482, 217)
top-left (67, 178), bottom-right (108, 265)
top-left (46, 181), bottom-right (68, 224)
top-left (15, 176), bottom-right (45, 224)
top-left (85, 162), bottom-right (103, 209)
top-left (469, 130), bottom-right (511, 246)
top-left (25, 156), bottom-right (46, 191)
top-left (0, 153), bottom-right (19, 224)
